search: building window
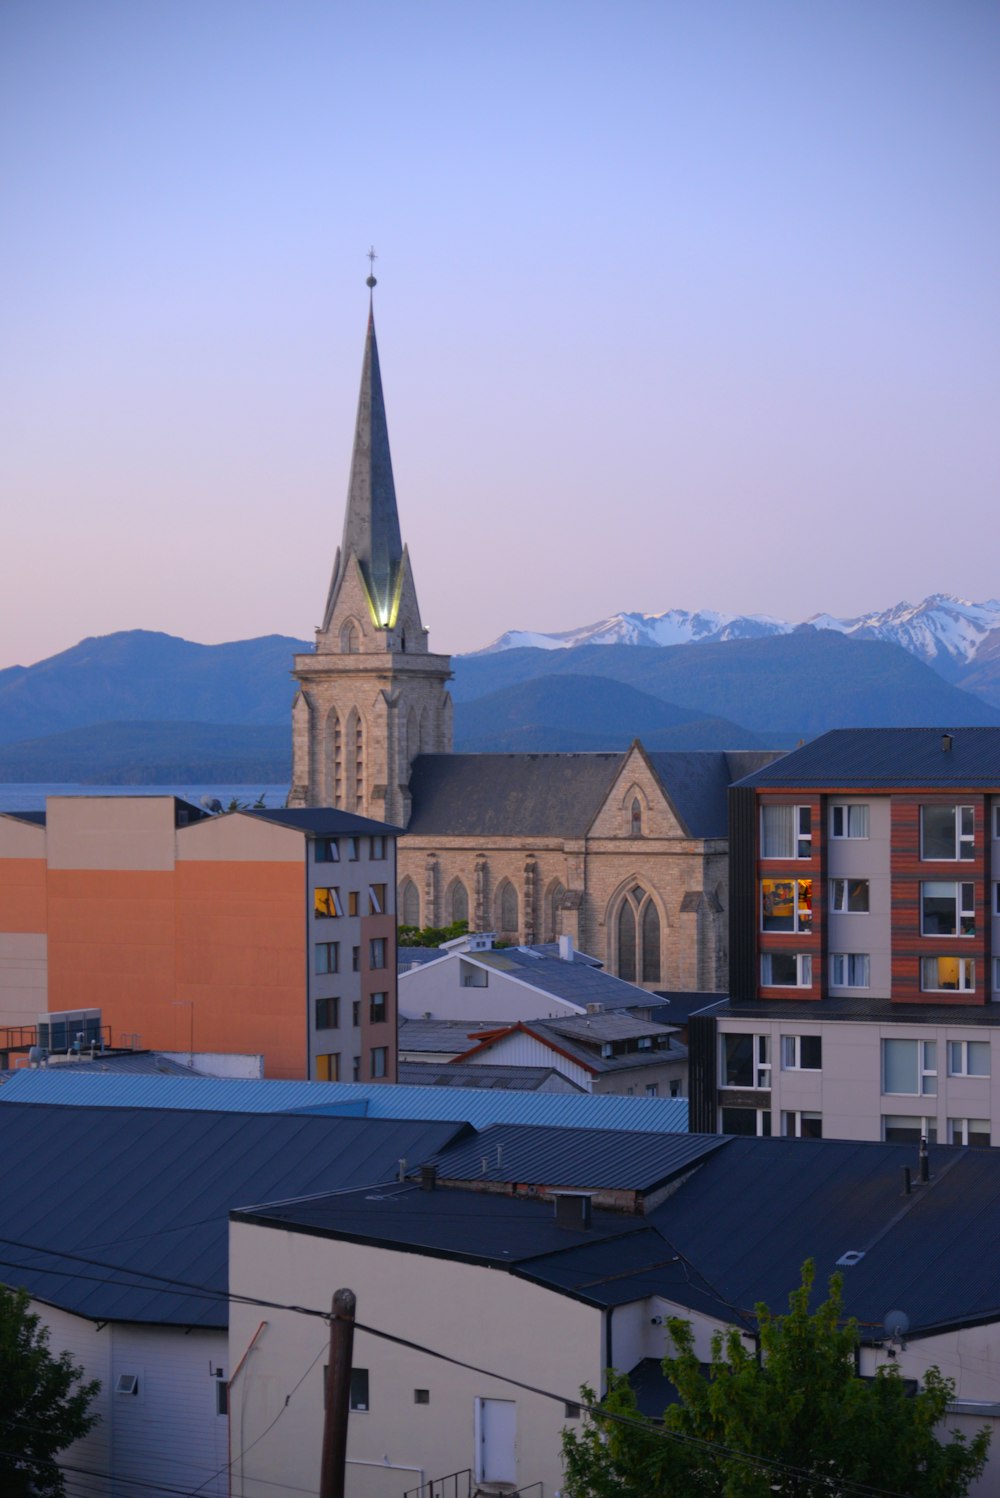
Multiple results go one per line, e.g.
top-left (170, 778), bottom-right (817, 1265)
top-left (761, 804), bottom-right (811, 859)
top-left (994, 882), bottom-right (1000, 916)
top-left (352, 1055), bottom-right (360, 1080)
top-left (315, 1053), bottom-right (340, 1081)
top-left (994, 805), bottom-right (1000, 839)
top-left (641, 901), bottom-right (660, 984)
top-left (921, 956), bottom-right (975, 993)
top-left (760, 952), bottom-right (812, 988)
top-left (349, 1368), bottom-right (369, 1412)
top-left (761, 879), bottom-right (812, 932)
top-left (921, 805), bottom-right (975, 861)
top-left (882, 1038), bottom-right (936, 1096)
top-left (947, 1039), bottom-right (990, 1077)
top-left (369, 937), bottom-right (386, 969)
top-left (352, 947), bottom-right (360, 972)
top-left (315, 997), bottom-right (340, 1030)
top-left (415, 1389), bottom-right (430, 1405)
top-left (347, 837), bottom-right (360, 861)
top-left (348, 891), bottom-right (359, 917)
top-left (781, 1111), bottom-right (822, 1139)
top-left (830, 878), bottom-right (869, 914)
top-left (369, 883), bottom-right (387, 915)
top-left (720, 1106), bottom-right (772, 1137)
top-left (314, 887), bottom-right (343, 919)
top-left (994, 957), bottom-right (1000, 999)
top-left (498, 881), bottom-right (519, 934)
top-left (315, 942), bottom-right (339, 976)
top-left (449, 879), bottom-right (469, 925)
top-left (949, 1118), bottom-right (991, 1146)
top-left (722, 1034), bottom-right (771, 1089)
top-left (830, 953), bottom-right (870, 989)
top-left (216, 1380), bottom-right (228, 1417)
top-left (781, 1035), bottom-right (822, 1071)
top-left (370, 1046), bottom-right (387, 1078)
top-left (352, 999), bottom-right (360, 1027)
top-left (371, 836), bottom-right (386, 860)
top-left (669, 1079), bottom-right (681, 1097)
top-left (315, 838), bottom-right (340, 863)
top-left (630, 799), bottom-right (643, 837)
top-left (830, 804), bottom-right (869, 839)
top-left (400, 879), bottom-right (420, 927)
top-left (883, 1114), bottom-right (938, 1144)
top-left (370, 992), bottom-right (388, 1024)
top-left (645, 1083), bottom-right (659, 1097)
top-left (564, 1400), bottom-right (582, 1419)
top-left (921, 882), bottom-right (975, 937)
top-left (614, 885), bottom-right (660, 984)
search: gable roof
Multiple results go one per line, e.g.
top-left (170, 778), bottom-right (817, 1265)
top-left (429, 1122), bottom-right (722, 1191)
top-left (736, 728), bottom-right (1000, 788)
top-left (458, 1017), bottom-right (682, 1075)
top-left (404, 752), bottom-right (624, 836)
top-left (0, 1103), bottom-right (464, 1327)
top-left (647, 751), bottom-right (782, 837)
top-left (405, 942), bottom-right (663, 1013)
top-left (248, 806), bottom-right (398, 836)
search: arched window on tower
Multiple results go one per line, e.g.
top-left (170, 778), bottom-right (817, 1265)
top-left (400, 879), bottom-right (420, 928)
top-left (340, 621), bottom-right (360, 654)
top-left (631, 798), bottom-right (643, 837)
top-left (449, 879), bottom-right (469, 927)
top-left (498, 881), bottom-right (519, 935)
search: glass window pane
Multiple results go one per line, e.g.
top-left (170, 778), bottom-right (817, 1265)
top-left (969, 1042), bottom-right (990, 1077)
top-left (922, 806), bottom-right (956, 859)
top-left (761, 805), bottom-right (794, 859)
top-left (724, 1035), bottom-right (753, 1087)
top-left (883, 1039), bottom-right (917, 1094)
top-left (641, 902), bottom-right (661, 983)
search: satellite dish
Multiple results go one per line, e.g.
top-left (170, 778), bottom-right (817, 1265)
top-left (200, 796), bottom-right (223, 814)
top-left (884, 1310), bottom-right (910, 1340)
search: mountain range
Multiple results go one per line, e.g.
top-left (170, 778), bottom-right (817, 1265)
top-left (2, 592), bottom-right (1000, 783)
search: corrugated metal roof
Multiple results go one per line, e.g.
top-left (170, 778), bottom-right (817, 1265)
top-left (0, 1103), bottom-right (463, 1326)
top-left (0, 1070), bottom-right (689, 1132)
top-left (720, 996), bottom-right (1000, 1028)
top-left (736, 728), bottom-right (1000, 788)
top-left (398, 1062), bottom-right (580, 1092)
top-left (431, 1123), bottom-right (724, 1190)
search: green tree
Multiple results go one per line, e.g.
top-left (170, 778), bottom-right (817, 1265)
top-left (563, 1260), bottom-right (990, 1498)
top-left (0, 1285), bottom-right (101, 1498)
top-left (398, 919), bottom-right (469, 947)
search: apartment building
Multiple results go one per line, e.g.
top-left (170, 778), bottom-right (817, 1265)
top-left (0, 797), bottom-right (398, 1081)
top-left (690, 728), bottom-right (1000, 1142)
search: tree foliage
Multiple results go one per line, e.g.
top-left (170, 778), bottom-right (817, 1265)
top-left (563, 1260), bottom-right (990, 1498)
top-left (0, 1286), bottom-right (101, 1498)
top-left (397, 919), bottom-right (469, 947)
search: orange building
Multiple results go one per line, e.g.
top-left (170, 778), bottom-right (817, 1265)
top-left (0, 797), bottom-right (397, 1082)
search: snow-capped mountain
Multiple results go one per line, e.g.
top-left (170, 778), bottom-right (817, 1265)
top-left (477, 595), bottom-right (1000, 680)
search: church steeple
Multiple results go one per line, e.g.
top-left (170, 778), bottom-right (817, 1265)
top-left (288, 268), bottom-right (453, 821)
top-left (322, 301), bottom-right (405, 633)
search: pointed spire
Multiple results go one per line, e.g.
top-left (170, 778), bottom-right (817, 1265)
top-left (323, 274), bottom-right (404, 631)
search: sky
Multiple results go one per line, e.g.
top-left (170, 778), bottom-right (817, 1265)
top-left (1, 0), bottom-right (998, 670)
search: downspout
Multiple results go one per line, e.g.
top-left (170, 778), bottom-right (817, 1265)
top-left (228, 1320), bottom-right (268, 1498)
top-left (605, 1305), bottom-right (615, 1387)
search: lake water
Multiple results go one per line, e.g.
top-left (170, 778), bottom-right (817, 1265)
top-left (0, 783), bottom-right (290, 813)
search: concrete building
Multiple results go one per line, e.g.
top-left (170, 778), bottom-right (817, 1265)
top-left (0, 798), bottom-right (399, 1081)
top-left (691, 728), bottom-right (1000, 1141)
top-left (288, 284), bottom-right (780, 989)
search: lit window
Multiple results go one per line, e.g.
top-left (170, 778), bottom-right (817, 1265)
top-left (315, 997), bottom-right (339, 1030)
top-left (921, 956), bottom-right (975, 994)
top-left (315, 839), bottom-right (339, 863)
top-left (830, 953), bottom-right (870, 989)
top-left (368, 883), bottom-right (387, 915)
top-left (761, 805), bottom-right (811, 859)
top-left (781, 1035), bottom-right (822, 1071)
top-left (830, 804), bottom-right (869, 839)
top-left (761, 952), bottom-right (811, 988)
top-left (949, 1118), bottom-right (991, 1146)
top-left (315, 942), bottom-right (339, 976)
top-left (369, 992), bottom-right (388, 1024)
top-left (882, 1039), bottom-right (936, 1096)
top-left (781, 1111), bottom-right (822, 1139)
top-left (369, 937), bottom-right (386, 970)
top-left (314, 887), bottom-right (343, 919)
top-left (315, 1052), bottom-right (339, 1081)
top-left (921, 883), bottom-right (975, 937)
top-left (370, 1046), bottom-right (387, 1078)
top-left (921, 805), bottom-right (975, 861)
top-left (883, 1115), bottom-right (937, 1144)
top-left (830, 878), bottom-right (869, 914)
top-left (947, 1040), bottom-right (990, 1077)
top-left (761, 880), bottom-right (812, 933)
top-left (722, 1034), bottom-right (771, 1089)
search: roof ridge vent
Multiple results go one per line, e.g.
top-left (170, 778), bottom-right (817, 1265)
top-left (835, 1249), bottom-right (865, 1267)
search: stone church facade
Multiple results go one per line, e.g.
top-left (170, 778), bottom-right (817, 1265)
top-left (290, 290), bottom-right (774, 990)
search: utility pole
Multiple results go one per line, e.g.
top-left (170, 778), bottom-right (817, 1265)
top-left (320, 1287), bottom-right (356, 1498)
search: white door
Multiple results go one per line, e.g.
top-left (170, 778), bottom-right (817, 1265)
top-left (476, 1397), bottom-right (517, 1484)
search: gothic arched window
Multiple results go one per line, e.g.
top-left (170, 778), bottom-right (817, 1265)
top-left (449, 879), bottom-right (469, 927)
top-left (340, 620), bottom-right (360, 654)
top-left (548, 882), bottom-right (566, 942)
top-left (631, 798), bottom-right (643, 837)
top-left (498, 882), bottom-right (519, 934)
top-left (400, 879), bottom-right (420, 928)
top-left (617, 901), bottom-right (637, 983)
top-left (642, 901), bottom-right (661, 984)
top-left (612, 884), bottom-right (662, 987)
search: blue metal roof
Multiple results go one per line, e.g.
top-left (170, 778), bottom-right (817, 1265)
top-left (0, 1069), bottom-right (689, 1133)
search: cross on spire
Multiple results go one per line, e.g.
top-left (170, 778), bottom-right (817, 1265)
top-left (366, 246), bottom-right (378, 289)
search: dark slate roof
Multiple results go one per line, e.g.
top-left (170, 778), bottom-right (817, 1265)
top-left (404, 753), bottom-right (624, 837)
top-left (398, 1019), bottom-right (508, 1053)
top-left (0, 809), bottom-right (46, 826)
top-left (648, 991), bottom-right (726, 1024)
top-left (647, 751), bottom-right (783, 838)
top-left (429, 1122), bottom-right (723, 1191)
top-left (718, 996), bottom-right (1000, 1028)
top-left (0, 1103), bottom-right (464, 1327)
top-left (398, 947), bottom-right (448, 970)
top-left (735, 728), bottom-right (1000, 788)
top-left (465, 1018), bottom-right (684, 1075)
top-left (456, 946), bottom-right (659, 1012)
top-left (249, 806), bottom-right (398, 835)
top-left (398, 1062), bottom-right (582, 1092)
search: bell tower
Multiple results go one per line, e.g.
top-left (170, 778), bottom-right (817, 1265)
top-left (288, 271), bottom-right (452, 825)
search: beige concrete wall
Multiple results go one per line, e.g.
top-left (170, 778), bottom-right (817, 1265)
top-left (229, 1218), bottom-right (603, 1497)
top-left (0, 815), bottom-right (46, 859)
top-left (46, 797), bottom-right (178, 871)
top-left (0, 931), bottom-right (47, 1029)
top-left (399, 955), bottom-right (583, 1021)
top-left (176, 811), bottom-right (305, 862)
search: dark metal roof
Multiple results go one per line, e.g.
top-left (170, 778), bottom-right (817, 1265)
top-left (458, 946), bottom-right (659, 1012)
top-left (249, 806), bottom-right (398, 835)
top-left (647, 751), bottom-right (783, 838)
top-left (719, 996), bottom-right (1000, 1028)
top-left (0, 1103), bottom-right (463, 1326)
top-left (404, 753), bottom-right (624, 837)
top-left (0, 809), bottom-right (46, 826)
top-left (398, 1018), bottom-right (504, 1053)
top-left (428, 1122), bottom-right (724, 1190)
top-left (736, 728), bottom-right (1000, 788)
top-left (398, 1062), bottom-right (581, 1092)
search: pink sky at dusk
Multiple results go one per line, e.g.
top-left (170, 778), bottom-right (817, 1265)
top-left (1, 0), bottom-right (998, 672)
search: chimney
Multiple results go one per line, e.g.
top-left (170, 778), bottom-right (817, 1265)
top-left (558, 934), bottom-right (574, 962)
top-left (941, 733), bottom-right (953, 753)
top-left (420, 1165), bottom-right (437, 1192)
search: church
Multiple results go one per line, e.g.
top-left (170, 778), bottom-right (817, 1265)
top-left (289, 284), bottom-right (774, 990)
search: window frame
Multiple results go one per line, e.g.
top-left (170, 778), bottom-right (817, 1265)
top-left (920, 956), bottom-right (976, 994)
top-left (948, 1117), bottom-right (991, 1146)
top-left (314, 941), bottom-right (339, 976)
top-left (760, 804), bottom-right (812, 860)
top-left (314, 996), bottom-right (340, 1031)
top-left (370, 836), bottom-right (386, 860)
top-left (781, 1110), bottom-right (822, 1139)
top-left (947, 1039), bottom-right (991, 1078)
top-left (760, 952), bottom-right (812, 989)
top-left (721, 1033), bottom-right (771, 1090)
top-left (369, 992), bottom-right (388, 1024)
top-left (882, 1038), bottom-right (937, 1096)
top-left (920, 804), bottom-right (975, 861)
top-left (830, 878), bottom-right (870, 914)
top-left (370, 1046), bottom-right (388, 1079)
top-left (780, 1034), bottom-right (822, 1072)
top-left (368, 936), bottom-right (387, 970)
top-left (829, 803), bottom-right (870, 840)
top-left (720, 1105), bottom-right (772, 1137)
top-left (920, 881), bottom-right (975, 938)
top-left (368, 883), bottom-right (387, 915)
top-left (830, 952), bottom-right (870, 989)
top-left (882, 1114), bottom-right (938, 1145)
top-left (314, 838), bottom-right (340, 863)
top-left (760, 878), bottom-right (813, 933)
top-left (314, 887), bottom-right (343, 919)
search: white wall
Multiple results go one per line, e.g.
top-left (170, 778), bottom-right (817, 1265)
top-left (399, 955), bottom-right (582, 1021)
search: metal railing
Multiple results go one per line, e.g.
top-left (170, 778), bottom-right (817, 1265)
top-left (509, 1485), bottom-right (543, 1497)
top-left (403, 1470), bottom-right (472, 1498)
